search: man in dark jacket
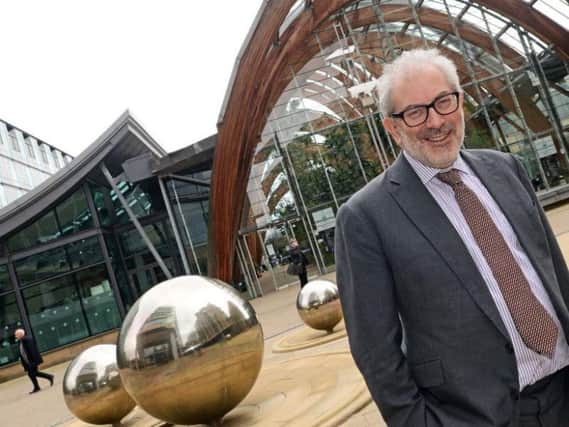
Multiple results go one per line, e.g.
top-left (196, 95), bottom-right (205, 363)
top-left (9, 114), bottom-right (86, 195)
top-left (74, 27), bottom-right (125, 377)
top-left (15, 329), bottom-right (54, 394)
top-left (288, 239), bottom-right (309, 287)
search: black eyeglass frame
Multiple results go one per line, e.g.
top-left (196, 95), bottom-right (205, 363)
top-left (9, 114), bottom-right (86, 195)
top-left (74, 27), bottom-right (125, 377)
top-left (390, 91), bottom-right (461, 127)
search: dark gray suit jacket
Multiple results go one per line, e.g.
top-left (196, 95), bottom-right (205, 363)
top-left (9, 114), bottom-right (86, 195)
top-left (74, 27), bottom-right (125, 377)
top-left (335, 149), bottom-right (569, 427)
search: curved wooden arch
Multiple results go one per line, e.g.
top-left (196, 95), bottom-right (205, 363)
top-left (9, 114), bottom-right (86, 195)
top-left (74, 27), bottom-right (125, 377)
top-left (257, 31), bottom-right (552, 231)
top-left (211, 0), bottom-right (569, 281)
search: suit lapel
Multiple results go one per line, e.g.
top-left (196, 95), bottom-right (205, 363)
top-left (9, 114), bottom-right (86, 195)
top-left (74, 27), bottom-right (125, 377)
top-left (463, 151), bottom-right (565, 306)
top-left (387, 153), bottom-right (510, 340)
top-left (462, 151), bottom-right (545, 261)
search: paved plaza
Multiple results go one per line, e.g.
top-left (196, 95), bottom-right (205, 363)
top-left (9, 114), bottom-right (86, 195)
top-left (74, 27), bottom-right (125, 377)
top-left (2, 204), bottom-right (569, 427)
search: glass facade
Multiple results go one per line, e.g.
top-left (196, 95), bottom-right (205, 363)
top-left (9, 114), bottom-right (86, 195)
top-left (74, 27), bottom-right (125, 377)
top-left (0, 155), bottom-right (213, 366)
top-left (167, 178), bottom-right (210, 275)
top-left (23, 275), bottom-right (90, 352)
top-left (240, 0), bottom-right (569, 290)
top-left (0, 292), bottom-right (23, 365)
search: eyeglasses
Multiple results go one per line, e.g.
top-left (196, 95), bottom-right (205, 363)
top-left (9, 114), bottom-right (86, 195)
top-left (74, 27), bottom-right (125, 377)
top-left (390, 92), bottom-right (460, 127)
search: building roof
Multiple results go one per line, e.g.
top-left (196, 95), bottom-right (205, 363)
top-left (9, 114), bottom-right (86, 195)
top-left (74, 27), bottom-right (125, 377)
top-left (0, 117), bottom-right (73, 159)
top-left (154, 133), bottom-right (217, 176)
top-left (0, 111), bottom-right (167, 237)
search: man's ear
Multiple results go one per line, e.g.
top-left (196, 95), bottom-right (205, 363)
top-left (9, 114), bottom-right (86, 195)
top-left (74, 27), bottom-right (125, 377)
top-left (382, 117), bottom-right (402, 147)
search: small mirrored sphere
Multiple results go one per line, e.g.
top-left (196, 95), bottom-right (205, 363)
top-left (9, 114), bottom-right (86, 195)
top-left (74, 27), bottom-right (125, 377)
top-left (63, 344), bottom-right (135, 425)
top-left (296, 280), bottom-right (343, 333)
top-left (117, 276), bottom-right (264, 426)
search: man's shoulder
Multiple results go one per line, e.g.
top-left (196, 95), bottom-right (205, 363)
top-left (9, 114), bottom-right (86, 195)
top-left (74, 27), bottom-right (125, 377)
top-left (463, 148), bottom-right (516, 166)
top-left (345, 170), bottom-right (391, 208)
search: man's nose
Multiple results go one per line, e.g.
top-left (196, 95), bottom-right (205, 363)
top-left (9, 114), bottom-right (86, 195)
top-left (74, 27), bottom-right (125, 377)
top-left (425, 106), bottom-right (445, 128)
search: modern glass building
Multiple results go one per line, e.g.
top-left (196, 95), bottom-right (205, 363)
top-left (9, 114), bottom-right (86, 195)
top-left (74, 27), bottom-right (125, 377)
top-left (0, 112), bottom-right (214, 369)
top-left (211, 0), bottom-right (569, 291)
top-left (0, 119), bottom-right (72, 208)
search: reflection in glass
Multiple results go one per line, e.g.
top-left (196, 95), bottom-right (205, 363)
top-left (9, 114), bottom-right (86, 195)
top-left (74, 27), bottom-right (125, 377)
top-left (168, 178), bottom-right (210, 274)
top-left (111, 181), bottom-right (163, 224)
top-left (23, 275), bottom-right (89, 352)
top-left (0, 293), bottom-right (23, 366)
top-left (7, 211), bottom-right (59, 252)
top-left (121, 222), bottom-right (172, 258)
top-left (15, 246), bottom-right (69, 286)
top-left (67, 237), bottom-right (104, 269)
top-left (56, 189), bottom-right (93, 237)
top-left (0, 265), bottom-right (12, 293)
top-left (104, 234), bottom-right (135, 309)
top-left (76, 265), bottom-right (121, 335)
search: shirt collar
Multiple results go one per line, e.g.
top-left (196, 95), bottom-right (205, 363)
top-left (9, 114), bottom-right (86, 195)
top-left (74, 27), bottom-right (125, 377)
top-left (403, 150), bottom-right (470, 185)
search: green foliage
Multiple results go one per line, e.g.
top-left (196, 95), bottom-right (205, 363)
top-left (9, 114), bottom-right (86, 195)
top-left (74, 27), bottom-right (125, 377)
top-left (465, 125), bottom-right (495, 149)
top-left (285, 120), bottom-right (384, 210)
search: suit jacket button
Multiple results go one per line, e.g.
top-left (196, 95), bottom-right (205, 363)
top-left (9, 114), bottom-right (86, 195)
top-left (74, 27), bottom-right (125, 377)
top-left (505, 342), bottom-right (514, 353)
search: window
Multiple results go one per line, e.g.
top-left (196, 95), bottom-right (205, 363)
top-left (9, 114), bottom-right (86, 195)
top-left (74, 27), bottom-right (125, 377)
top-left (7, 189), bottom-right (95, 253)
top-left (0, 293), bottom-right (23, 366)
top-left (66, 237), bottom-right (103, 270)
top-left (9, 133), bottom-right (20, 152)
top-left (7, 210), bottom-right (60, 252)
top-left (15, 245), bottom-right (69, 286)
top-left (52, 151), bottom-right (61, 168)
top-left (39, 145), bottom-right (49, 164)
top-left (56, 189), bottom-right (93, 236)
top-left (0, 265), bottom-right (12, 293)
top-left (104, 234), bottom-right (135, 309)
top-left (76, 265), bottom-right (120, 334)
top-left (25, 140), bottom-right (35, 159)
top-left (23, 275), bottom-right (89, 352)
top-left (91, 185), bottom-right (113, 227)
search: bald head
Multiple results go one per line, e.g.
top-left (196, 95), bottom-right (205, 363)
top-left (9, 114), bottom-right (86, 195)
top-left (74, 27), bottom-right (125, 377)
top-left (14, 329), bottom-right (25, 340)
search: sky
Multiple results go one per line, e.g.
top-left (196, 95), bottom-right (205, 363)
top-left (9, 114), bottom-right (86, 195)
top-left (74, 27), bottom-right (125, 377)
top-left (0, 1), bottom-right (264, 156)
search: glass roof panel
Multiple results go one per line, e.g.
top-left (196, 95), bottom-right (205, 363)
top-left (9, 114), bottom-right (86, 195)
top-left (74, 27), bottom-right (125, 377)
top-left (532, 0), bottom-right (569, 31)
top-left (422, 0), bottom-right (464, 17)
top-left (500, 27), bottom-right (527, 56)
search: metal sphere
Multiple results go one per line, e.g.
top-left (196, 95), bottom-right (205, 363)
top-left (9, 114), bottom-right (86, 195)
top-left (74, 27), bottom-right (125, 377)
top-left (117, 276), bottom-right (264, 426)
top-left (296, 279), bottom-right (343, 333)
top-left (63, 344), bottom-right (135, 425)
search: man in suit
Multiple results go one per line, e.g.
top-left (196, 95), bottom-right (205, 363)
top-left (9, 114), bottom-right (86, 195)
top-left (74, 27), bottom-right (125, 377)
top-left (335, 48), bottom-right (569, 426)
top-left (15, 328), bottom-right (54, 394)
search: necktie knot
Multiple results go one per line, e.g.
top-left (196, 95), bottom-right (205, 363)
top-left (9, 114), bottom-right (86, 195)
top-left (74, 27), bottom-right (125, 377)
top-left (437, 169), bottom-right (462, 188)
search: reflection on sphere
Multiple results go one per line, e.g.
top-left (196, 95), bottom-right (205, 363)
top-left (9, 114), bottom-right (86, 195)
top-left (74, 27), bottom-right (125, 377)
top-left (63, 344), bottom-right (135, 425)
top-left (117, 275), bottom-right (264, 426)
top-left (296, 279), bottom-right (343, 333)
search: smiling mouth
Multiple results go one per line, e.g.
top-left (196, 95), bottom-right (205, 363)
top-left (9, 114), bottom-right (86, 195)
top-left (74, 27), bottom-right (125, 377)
top-left (424, 130), bottom-right (452, 143)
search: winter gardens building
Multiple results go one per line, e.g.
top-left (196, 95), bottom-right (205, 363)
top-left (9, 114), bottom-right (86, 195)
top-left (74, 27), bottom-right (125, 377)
top-left (0, 0), bottom-right (568, 373)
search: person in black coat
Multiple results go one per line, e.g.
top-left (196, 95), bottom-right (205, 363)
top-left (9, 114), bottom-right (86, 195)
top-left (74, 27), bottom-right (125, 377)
top-left (14, 329), bottom-right (54, 394)
top-left (288, 239), bottom-right (309, 287)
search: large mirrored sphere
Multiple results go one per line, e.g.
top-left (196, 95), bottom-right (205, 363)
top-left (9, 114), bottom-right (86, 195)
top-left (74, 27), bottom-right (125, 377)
top-left (117, 276), bottom-right (264, 426)
top-left (296, 280), bottom-right (343, 333)
top-left (63, 344), bottom-right (135, 425)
